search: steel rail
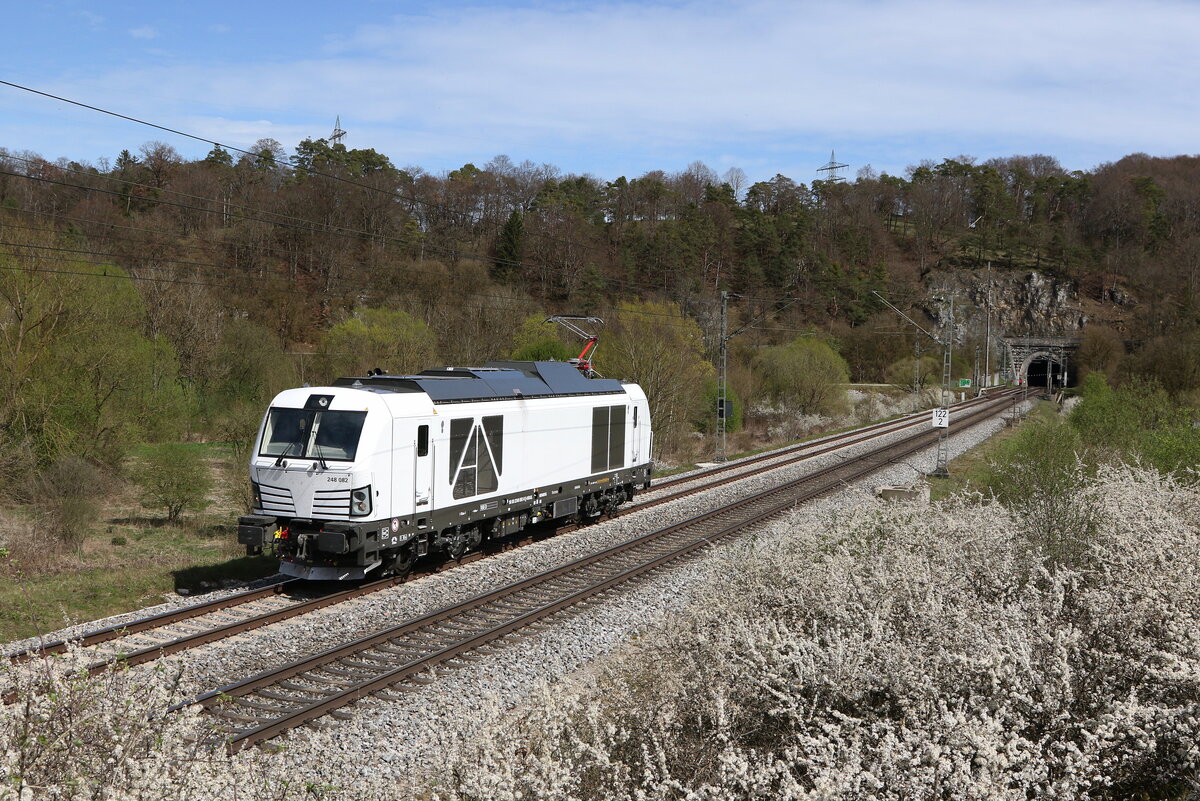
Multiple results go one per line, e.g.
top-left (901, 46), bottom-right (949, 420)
top-left (636, 389), bottom-right (1020, 508)
top-left (1, 575), bottom-right (404, 705)
top-left (182, 392), bottom-right (1018, 752)
top-left (650, 387), bottom-right (1015, 492)
top-left (5, 579), bottom-right (300, 663)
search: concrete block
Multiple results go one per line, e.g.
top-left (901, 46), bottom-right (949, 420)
top-left (875, 484), bottom-right (930, 504)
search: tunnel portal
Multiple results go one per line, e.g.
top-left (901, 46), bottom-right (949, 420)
top-left (1024, 355), bottom-right (1073, 390)
top-left (1002, 337), bottom-right (1080, 390)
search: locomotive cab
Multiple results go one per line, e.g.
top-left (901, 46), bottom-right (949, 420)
top-left (238, 387), bottom-right (402, 580)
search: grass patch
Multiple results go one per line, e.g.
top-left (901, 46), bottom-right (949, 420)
top-left (126, 440), bottom-right (234, 460)
top-left (0, 531), bottom-right (278, 641)
top-left (929, 400), bottom-right (1058, 501)
top-left (0, 441), bottom-right (277, 644)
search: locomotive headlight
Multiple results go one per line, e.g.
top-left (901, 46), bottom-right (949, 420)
top-left (350, 485), bottom-right (372, 517)
top-left (251, 482), bottom-right (262, 508)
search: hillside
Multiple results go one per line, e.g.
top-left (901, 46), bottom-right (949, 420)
top-left (2, 143), bottom-right (1200, 485)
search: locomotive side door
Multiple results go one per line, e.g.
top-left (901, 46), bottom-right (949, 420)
top-left (414, 422), bottom-right (432, 509)
top-left (630, 404), bottom-right (640, 464)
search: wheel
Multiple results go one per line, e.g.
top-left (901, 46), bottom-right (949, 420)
top-left (390, 543), bottom-right (418, 578)
top-left (446, 527), bottom-right (468, 562)
top-left (466, 525), bottom-right (483, 551)
top-left (582, 495), bottom-right (601, 519)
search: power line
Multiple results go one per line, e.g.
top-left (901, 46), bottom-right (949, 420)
top-left (1, 151), bottom-right (359, 237)
top-left (0, 164), bottom-right (556, 286)
top-left (0, 84), bottom-right (754, 300)
top-left (0, 166), bottom-right (417, 252)
top-left (0, 161), bottom-right (705, 300)
top-left (0, 82), bottom-right (817, 314)
top-left (0, 79), bottom-right (617, 261)
top-left (0, 212), bottom-right (807, 342)
top-left (0, 219), bottom-right (684, 323)
top-left (0, 252), bottom-right (542, 321)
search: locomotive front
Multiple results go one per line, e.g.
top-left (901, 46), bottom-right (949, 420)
top-left (237, 387), bottom-right (396, 580)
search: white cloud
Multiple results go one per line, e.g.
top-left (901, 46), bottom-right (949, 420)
top-left (23, 1), bottom-right (1200, 177)
top-left (129, 25), bottom-right (159, 40)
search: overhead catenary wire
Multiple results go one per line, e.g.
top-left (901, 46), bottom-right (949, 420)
top-left (0, 86), bottom-right (785, 302)
top-left (0, 213), bottom-right (726, 321)
top-left (0, 222), bottom-right (808, 338)
top-left (0, 243), bottom-right (718, 334)
top-left (0, 163), bottom-right (566, 291)
top-left (0, 79), bottom-right (629, 264)
top-left (0, 226), bottom-right (809, 347)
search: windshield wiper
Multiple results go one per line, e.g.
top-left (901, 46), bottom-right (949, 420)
top-left (312, 439), bottom-right (330, 470)
top-left (274, 438), bottom-right (301, 467)
top-left (275, 417), bottom-right (310, 466)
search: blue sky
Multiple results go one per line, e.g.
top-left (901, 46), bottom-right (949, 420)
top-left (2, 0), bottom-right (1198, 185)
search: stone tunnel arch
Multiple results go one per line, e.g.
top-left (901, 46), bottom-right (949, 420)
top-left (1002, 337), bottom-right (1080, 390)
top-left (1019, 350), bottom-right (1074, 390)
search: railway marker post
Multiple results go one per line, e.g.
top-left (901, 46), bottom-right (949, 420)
top-left (873, 291), bottom-right (954, 477)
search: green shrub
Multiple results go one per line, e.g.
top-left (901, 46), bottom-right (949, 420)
top-left (508, 314), bottom-right (574, 361)
top-left (980, 417), bottom-right (1095, 566)
top-left (1069, 373), bottom-right (1199, 478)
top-left (318, 307), bottom-right (438, 379)
top-left (131, 444), bottom-right (213, 522)
top-left (757, 337), bottom-right (850, 416)
top-left (1069, 373), bottom-right (1178, 455)
top-left (1141, 425), bottom-right (1200, 477)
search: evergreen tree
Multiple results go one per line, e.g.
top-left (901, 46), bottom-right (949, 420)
top-left (492, 209), bottom-right (524, 282)
top-left (203, 145), bottom-right (233, 168)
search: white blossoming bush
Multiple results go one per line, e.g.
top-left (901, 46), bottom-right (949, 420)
top-left (0, 646), bottom-right (321, 800)
top-left (441, 464), bottom-right (1200, 800)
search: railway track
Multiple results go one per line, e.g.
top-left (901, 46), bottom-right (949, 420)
top-left (0, 576), bottom-right (417, 704)
top-left (4, 389), bottom-right (1021, 696)
top-left (651, 387), bottom-right (1015, 490)
top-left (633, 388), bottom-right (1020, 505)
top-left (7, 579), bottom-right (301, 664)
top-left (179, 391), bottom-right (1018, 753)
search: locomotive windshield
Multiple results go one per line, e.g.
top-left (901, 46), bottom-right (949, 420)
top-left (260, 408), bottom-right (368, 461)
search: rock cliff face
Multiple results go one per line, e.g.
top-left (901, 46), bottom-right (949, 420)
top-left (922, 269), bottom-right (1100, 343)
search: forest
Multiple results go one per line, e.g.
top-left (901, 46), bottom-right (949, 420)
top-left (2, 138), bottom-right (1200, 507)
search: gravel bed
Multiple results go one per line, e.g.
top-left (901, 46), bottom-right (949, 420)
top-left (213, 397), bottom-right (1033, 798)
top-left (160, 399), bottom-right (1011, 698)
top-left (1, 396), bottom-right (1012, 661)
top-left (649, 393), bottom-right (1004, 495)
top-left (0, 417), bottom-right (849, 660)
top-left (638, 414), bottom-right (917, 501)
top-left (275, 563), bottom-right (712, 798)
top-left (650, 407), bottom-right (924, 487)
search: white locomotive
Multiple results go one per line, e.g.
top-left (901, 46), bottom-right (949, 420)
top-left (237, 361), bottom-right (653, 580)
